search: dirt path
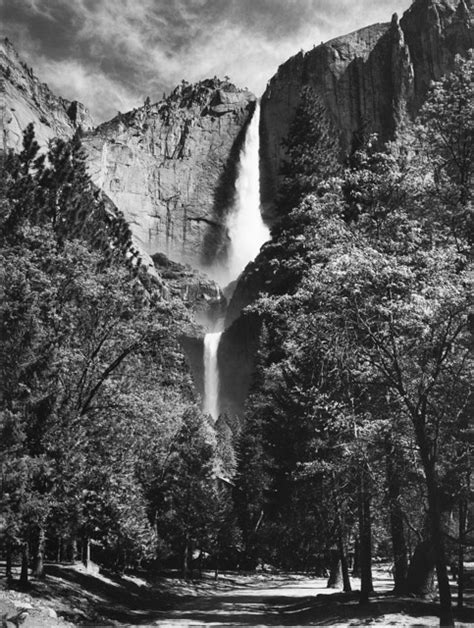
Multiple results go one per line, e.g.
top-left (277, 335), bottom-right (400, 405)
top-left (153, 573), bottom-right (326, 626)
top-left (151, 569), bottom-right (474, 627)
top-left (2, 564), bottom-right (473, 626)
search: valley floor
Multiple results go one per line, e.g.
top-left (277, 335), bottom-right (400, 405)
top-left (1, 563), bottom-right (473, 627)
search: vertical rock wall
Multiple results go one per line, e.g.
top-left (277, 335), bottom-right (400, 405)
top-left (0, 38), bottom-right (92, 152)
top-left (227, 0), bottom-right (474, 420)
top-left (83, 82), bottom-right (256, 273)
top-left (1, 41), bottom-right (256, 275)
top-left (260, 0), bottom-right (473, 211)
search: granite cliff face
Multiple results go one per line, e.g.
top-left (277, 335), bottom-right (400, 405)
top-left (83, 82), bottom-right (255, 274)
top-left (3, 0), bottom-right (473, 419)
top-left (260, 0), bottom-right (474, 210)
top-left (0, 39), bottom-right (227, 329)
top-left (224, 0), bottom-right (474, 418)
top-left (0, 38), bottom-right (93, 151)
top-left (153, 251), bottom-right (226, 328)
top-left (1, 39), bottom-right (255, 276)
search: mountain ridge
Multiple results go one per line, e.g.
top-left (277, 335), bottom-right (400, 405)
top-left (0, 38), bottom-right (256, 275)
top-left (0, 37), bottom-right (93, 151)
top-left (2, 0), bottom-right (473, 280)
top-left (260, 0), bottom-right (474, 213)
top-left (82, 78), bottom-right (256, 274)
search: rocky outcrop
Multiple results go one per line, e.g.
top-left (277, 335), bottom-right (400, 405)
top-left (218, 312), bottom-right (260, 419)
top-left (399, 0), bottom-right (474, 112)
top-left (181, 311), bottom-right (260, 420)
top-left (1, 39), bottom-right (256, 275)
top-left (153, 251), bottom-right (226, 328)
top-left (0, 38), bottom-right (93, 151)
top-left (83, 81), bottom-right (255, 273)
top-left (152, 250), bottom-right (228, 400)
top-left (260, 0), bottom-right (474, 210)
top-left (222, 0), bottom-right (474, 418)
top-left (0, 39), bottom-right (256, 416)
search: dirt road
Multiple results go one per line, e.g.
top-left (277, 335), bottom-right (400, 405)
top-left (2, 563), bottom-right (472, 626)
top-left (153, 572), bottom-right (328, 626)
top-left (151, 569), bottom-right (474, 627)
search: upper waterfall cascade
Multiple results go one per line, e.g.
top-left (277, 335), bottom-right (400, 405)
top-left (202, 103), bottom-right (269, 420)
top-left (213, 101), bottom-right (270, 287)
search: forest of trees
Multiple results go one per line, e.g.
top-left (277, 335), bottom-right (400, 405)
top-left (0, 126), bottom-right (235, 583)
top-left (234, 57), bottom-right (473, 626)
top-left (0, 52), bottom-right (472, 628)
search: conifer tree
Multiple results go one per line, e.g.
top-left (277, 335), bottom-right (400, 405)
top-left (1, 124), bottom-right (203, 581)
top-left (155, 408), bottom-right (218, 577)
top-left (278, 85), bottom-right (341, 213)
top-left (419, 53), bottom-right (474, 247)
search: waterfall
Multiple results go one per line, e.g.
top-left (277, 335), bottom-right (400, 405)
top-left (203, 102), bottom-right (269, 419)
top-left (225, 101), bottom-right (270, 283)
top-left (203, 331), bottom-right (222, 421)
top-left (208, 101), bottom-right (270, 287)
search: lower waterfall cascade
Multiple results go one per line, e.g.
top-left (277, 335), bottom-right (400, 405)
top-left (203, 332), bottom-right (223, 421)
top-left (202, 101), bottom-right (269, 420)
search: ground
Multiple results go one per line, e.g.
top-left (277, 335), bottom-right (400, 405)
top-left (0, 563), bottom-right (473, 626)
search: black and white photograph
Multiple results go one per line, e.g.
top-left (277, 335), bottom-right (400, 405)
top-left (0, 0), bottom-right (473, 625)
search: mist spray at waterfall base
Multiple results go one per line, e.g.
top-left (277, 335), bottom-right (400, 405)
top-left (202, 101), bottom-right (269, 420)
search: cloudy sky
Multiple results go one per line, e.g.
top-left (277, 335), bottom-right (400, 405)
top-left (1, 0), bottom-right (412, 123)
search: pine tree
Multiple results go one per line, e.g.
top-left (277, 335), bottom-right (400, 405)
top-left (419, 52), bottom-right (474, 247)
top-left (278, 85), bottom-right (341, 213)
top-left (156, 408), bottom-right (217, 577)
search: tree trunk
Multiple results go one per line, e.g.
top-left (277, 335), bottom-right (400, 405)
top-left (358, 472), bottom-right (373, 605)
top-left (352, 536), bottom-right (361, 577)
top-left (32, 525), bottom-right (46, 578)
top-left (457, 498), bottom-right (467, 609)
top-left (121, 548), bottom-right (127, 574)
top-left (69, 537), bottom-right (78, 562)
top-left (182, 534), bottom-right (189, 579)
top-left (386, 438), bottom-right (408, 593)
top-left (82, 537), bottom-right (90, 570)
top-left (6, 543), bottom-right (13, 587)
top-left (327, 548), bottom-right (342, 588)
top-left (425, 463), bottom-right (454, 626)
top-left (197, 549), bottom-right (203, 578)
top-left (338, 531), bottom-right (352, 592)
top-left (19, 542), bottom-right (29, 587)
top-left (56, 537), bottom-right (63, 563)
top-left (406, 540), bottom-right (436, 597)
top-left (410, 416), bottom-right (454, 626)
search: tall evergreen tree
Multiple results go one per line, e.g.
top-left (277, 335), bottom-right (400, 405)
top-left (278, 85), bottom-right (341, 213)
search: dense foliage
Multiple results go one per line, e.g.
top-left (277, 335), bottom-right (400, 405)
top-left (0, 126), bottom-right (232, 581)
top-left (0, 51), bottom-right (472, 628)
top-left (278, 84), bottom-right (341, 213)
top-left (234, 55), bottom-right (472, 624)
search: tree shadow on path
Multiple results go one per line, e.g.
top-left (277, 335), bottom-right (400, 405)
top-left (156, 589), bottom-right (474, 627)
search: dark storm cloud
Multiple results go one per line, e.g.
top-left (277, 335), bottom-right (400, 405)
top-left (0, 0), bottom-right (412, 122)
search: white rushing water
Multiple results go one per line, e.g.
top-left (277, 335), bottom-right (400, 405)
top-left (225, 100), bottom-right (270, 283)
top-left (203, 331), bottom-right (222, 421)
top-left (203, 102), bottom-right (269, 420)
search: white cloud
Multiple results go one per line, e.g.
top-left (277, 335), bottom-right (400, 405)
top-left (2, 0), bottom-right (413, 121)
top-left (35, 58), bottom-right (141, 122)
